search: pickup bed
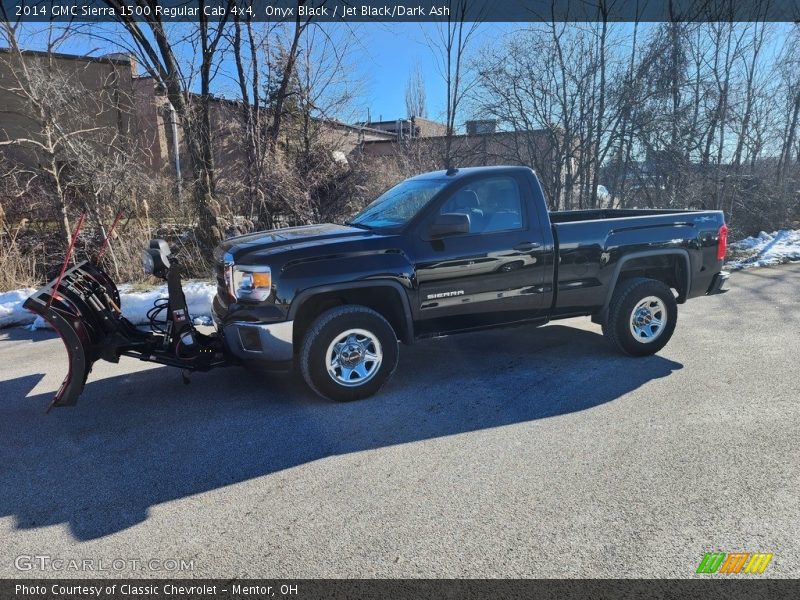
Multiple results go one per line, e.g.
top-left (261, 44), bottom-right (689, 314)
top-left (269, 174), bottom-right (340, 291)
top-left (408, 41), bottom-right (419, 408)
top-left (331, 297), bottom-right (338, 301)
top-left (213, 166), bottom-right (729, 401)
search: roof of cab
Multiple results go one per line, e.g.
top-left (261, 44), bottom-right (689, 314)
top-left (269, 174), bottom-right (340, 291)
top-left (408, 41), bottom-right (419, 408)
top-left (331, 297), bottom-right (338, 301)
top-left (410, 165), bottom-right (534, 180)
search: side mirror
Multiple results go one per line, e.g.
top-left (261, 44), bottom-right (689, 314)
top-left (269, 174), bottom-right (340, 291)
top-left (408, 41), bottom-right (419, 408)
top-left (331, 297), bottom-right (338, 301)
top-left (143, 239), bottom-right (172, 276)
top-left (429, 213), bottom-right (470, 238)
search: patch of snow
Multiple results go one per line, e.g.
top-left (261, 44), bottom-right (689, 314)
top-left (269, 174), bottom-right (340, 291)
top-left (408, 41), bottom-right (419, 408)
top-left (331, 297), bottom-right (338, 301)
top-left (727, 229), bottom-right (800, 270)
top-left (0, 288), bottom-right (37, 328)
top-left (1, 280), bottom-right (217, 330)
top-left (117, 281), bottom-right (216, 327)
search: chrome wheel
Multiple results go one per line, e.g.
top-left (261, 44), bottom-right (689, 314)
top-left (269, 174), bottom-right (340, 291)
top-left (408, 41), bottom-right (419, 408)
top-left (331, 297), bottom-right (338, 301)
top-left (326, 328), bottom-right (383, 387)
top-left (629, 296), bottom-right (667, 343)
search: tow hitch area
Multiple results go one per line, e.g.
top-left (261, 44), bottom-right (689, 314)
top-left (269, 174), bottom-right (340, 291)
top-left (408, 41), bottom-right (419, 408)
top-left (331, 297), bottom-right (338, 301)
top-left (24, 240), bottom-right (231, 410)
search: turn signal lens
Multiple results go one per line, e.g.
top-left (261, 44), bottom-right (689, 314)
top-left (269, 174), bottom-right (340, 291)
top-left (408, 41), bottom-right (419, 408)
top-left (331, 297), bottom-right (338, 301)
top-left (251, 271), bottom-right (271, 288)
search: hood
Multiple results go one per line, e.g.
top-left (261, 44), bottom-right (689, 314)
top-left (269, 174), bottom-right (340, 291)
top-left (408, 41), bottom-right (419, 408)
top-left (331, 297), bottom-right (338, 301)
top-left (215, 223), bottom-right (377, 262)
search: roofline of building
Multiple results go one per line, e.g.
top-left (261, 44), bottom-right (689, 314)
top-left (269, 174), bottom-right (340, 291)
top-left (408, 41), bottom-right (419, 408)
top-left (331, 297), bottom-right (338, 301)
top-left (358, 120), bottom-right (409, 127)
top-left (360, 128), bottom-right (552, 144)
top-left (359, 116), bottom-right (446, 127)
top-left (319, 117), bottom-right (397, 137)
top-left (0, 47), bottom-right (134, 66)
top-left (179, 91), bottom-right (397, 137)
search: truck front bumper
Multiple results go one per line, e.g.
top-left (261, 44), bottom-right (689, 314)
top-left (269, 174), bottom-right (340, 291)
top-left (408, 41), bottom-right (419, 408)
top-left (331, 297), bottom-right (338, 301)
top-left (707, 270), bottom-right (730, 295)
top-left (212, 293), bottom-right (295, 366)
top-left (223, 320), bottom-right (295, 363)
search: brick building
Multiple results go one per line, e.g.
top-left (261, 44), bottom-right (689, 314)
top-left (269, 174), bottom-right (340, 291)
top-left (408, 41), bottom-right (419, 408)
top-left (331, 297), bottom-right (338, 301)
top-left (0, 49), bottom-right (395, 183)
top-left (0, 49), bottom-right (138, 166)
top-left (1, 49), bottom-right (583, 209)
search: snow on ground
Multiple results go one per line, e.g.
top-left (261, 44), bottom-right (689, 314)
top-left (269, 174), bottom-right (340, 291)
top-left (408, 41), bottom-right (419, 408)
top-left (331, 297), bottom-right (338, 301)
top-left (0, 281), bottom-right (216, 330)
top-left (0, 288), bottom-right (38, 329)
top-left (115, 281), bottom-right (216, 327)
top-left (727, 229), bottom-right (800, 270)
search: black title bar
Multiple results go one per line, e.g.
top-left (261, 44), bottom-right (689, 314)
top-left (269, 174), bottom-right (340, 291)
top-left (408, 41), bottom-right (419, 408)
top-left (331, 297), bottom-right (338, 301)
top-left (2, 0), bottom-right (800, 23)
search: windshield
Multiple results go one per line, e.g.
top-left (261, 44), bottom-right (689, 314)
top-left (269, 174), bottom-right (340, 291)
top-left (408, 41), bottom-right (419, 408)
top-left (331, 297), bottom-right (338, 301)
top-left (350, 179), bottom-right (447, 229)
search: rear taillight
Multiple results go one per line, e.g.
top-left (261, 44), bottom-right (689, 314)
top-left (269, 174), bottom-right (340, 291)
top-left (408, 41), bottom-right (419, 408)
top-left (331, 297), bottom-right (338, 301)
top-left (717, 224), bottom-right (728, 261)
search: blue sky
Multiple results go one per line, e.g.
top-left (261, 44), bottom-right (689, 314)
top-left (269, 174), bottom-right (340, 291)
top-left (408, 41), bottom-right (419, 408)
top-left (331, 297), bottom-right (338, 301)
top-left (345, 22), bottom-right (514, 123)
top-left (11, 21), bottom-right (514, 126)
top-left (10, 21), bottom-right (791, 130)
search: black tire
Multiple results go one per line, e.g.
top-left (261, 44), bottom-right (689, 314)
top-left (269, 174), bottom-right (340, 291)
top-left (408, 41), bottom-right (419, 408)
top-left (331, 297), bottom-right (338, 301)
top-left (300, 305), bottom-right (399, 402)
top-left (602, 277), bottom-right (678, 357)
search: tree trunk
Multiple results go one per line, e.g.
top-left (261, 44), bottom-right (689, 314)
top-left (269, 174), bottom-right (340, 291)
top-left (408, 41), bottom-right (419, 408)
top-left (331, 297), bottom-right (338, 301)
top-left (777, 91), bottom-right (800, 185)
top-left (268, 17), bottom-right (304, 154)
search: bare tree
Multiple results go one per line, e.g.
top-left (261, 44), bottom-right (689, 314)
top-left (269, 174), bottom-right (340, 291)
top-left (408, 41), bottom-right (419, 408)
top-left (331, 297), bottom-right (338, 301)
top-left (470, 21), bottom-right (625, 210)
top-left (404, 63), bottom-right (427, 118)
top-left (230, 6), bottom-right (272, 224)
top-left (0, 23), bottom-right (107, 249)
top-left (265, 11), bottom-right (313, 154)
top-left (227, 17), bottom-right (364, 227)
top-left (100, 0), bottom-right (234, 249)
top-left (776, 26), bottom-right (800, 188)
top-left (0, 21), bottom-right (156, 283)
top-left (469, 18), bottom-right (800, 233)
top-left (732, 23), bottom-right (770, 171)
top-left (426, 1), bottom-right (481, 168)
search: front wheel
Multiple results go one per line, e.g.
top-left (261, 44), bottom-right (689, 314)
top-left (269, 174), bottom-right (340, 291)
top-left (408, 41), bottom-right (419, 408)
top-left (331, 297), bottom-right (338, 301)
top-left (602, 277), bottom-right (678, 356)
top-left (300, 305), bottom-right (399, 401)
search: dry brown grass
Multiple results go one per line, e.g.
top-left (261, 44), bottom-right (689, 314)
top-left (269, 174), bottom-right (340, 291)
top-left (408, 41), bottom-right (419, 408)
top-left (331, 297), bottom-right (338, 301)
top-left (0, 223), bottom-right (40, 290)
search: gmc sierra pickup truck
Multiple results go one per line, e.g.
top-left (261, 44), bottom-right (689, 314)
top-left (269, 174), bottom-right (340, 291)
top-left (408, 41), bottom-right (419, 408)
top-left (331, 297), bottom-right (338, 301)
top-left (213, 166), bottom-right (729, 402)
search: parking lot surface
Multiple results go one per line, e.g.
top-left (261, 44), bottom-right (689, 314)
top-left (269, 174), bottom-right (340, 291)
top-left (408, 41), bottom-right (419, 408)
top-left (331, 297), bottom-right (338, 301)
top-left (0, 264), bottom-right (798, 577)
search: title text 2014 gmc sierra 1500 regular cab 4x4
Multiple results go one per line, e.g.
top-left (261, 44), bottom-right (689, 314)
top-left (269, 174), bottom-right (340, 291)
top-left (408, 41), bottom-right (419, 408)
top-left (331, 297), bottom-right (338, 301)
top-left (212, 166), bottom-right (729, 401)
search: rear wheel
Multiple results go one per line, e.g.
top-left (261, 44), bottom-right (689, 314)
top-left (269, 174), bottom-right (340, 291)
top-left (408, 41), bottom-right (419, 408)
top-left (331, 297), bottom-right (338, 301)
top-left (300, 305), bottom-right (399, 401)
top-left (602, 277), bottom-right (677, 356)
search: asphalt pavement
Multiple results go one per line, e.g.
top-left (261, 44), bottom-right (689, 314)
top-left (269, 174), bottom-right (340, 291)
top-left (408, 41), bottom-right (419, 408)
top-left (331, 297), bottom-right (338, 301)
top-left (0, 264), bottom-right (798, 578)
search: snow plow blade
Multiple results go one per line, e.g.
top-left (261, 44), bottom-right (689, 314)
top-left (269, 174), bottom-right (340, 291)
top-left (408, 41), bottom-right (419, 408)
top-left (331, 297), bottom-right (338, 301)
top-left (23, 261), bottom-right (141, 409)
top-left (24, 252), bottom-right (230, 410)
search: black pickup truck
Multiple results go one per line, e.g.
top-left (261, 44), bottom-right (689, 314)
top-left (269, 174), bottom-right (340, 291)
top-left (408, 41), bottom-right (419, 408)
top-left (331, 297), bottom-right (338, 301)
top-left (212, 166), bottom-right (729, 401)
top-left (25, 166), bottom-right (729, 408)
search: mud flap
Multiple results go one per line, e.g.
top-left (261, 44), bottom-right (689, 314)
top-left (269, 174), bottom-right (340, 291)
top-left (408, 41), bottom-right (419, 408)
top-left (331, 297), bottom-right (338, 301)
top-left (23, 261), bottom-right (138, 409)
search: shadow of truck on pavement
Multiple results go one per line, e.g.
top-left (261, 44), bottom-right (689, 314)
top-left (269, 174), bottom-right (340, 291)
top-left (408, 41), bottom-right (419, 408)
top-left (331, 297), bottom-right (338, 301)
top-left (0, 323), bottom-right (682, 540)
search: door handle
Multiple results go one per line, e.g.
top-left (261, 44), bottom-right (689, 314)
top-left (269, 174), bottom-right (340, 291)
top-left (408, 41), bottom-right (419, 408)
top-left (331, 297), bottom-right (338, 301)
top-left (514, 241), bottom-right (541, 252)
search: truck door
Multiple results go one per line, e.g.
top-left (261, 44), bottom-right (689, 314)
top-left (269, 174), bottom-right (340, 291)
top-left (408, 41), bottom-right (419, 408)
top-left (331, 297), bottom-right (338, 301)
top-left (412, 173), bottom-right (549, 334)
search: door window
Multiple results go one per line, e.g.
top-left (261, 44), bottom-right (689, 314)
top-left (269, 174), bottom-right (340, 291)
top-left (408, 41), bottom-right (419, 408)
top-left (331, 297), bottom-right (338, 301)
top-left (438, 176), bottom-right (524, 235)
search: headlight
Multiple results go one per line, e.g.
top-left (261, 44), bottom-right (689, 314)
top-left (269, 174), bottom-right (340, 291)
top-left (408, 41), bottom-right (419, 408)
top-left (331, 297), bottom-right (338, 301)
top-left (231, 265), bottom-right (272, 301)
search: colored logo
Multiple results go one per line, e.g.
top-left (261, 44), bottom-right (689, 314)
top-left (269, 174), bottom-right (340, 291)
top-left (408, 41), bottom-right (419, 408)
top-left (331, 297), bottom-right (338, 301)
top-left (696, 552), bottom-right (773, 574)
